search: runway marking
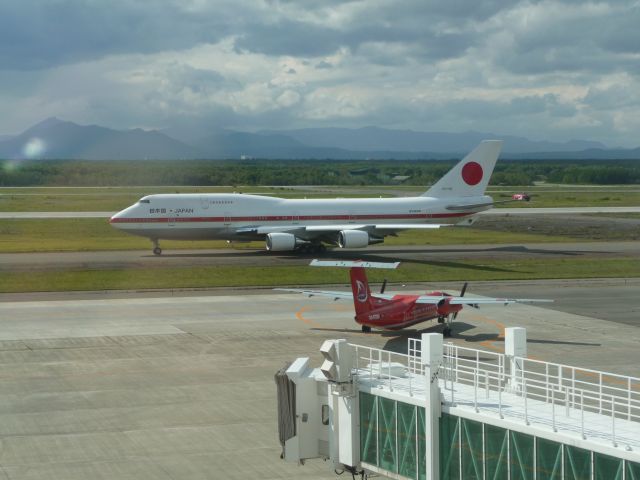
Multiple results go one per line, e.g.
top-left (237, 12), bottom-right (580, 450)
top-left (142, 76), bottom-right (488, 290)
top-left (464, 312), bottom-right (505, 352)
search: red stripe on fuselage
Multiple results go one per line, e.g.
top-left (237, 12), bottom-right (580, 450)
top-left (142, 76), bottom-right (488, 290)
top-left (109, 212), bottom-right (473, 224)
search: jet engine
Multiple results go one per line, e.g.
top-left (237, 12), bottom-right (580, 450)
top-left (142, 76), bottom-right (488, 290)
top-left (337, 230), bottom-right (383, 248)
top-left (266, 232), bottom-right (304, 251)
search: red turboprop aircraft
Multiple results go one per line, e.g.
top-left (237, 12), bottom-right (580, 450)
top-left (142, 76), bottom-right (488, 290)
top-left (278, 260), bottom-right (551, 336)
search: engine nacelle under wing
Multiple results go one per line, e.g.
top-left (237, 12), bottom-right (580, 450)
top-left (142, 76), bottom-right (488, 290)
top-left (266, 232), bottom-right (302, 251)
top-left (337, 230), bottom-right (383, 249)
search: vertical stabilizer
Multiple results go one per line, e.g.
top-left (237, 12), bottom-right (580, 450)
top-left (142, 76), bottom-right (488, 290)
top-left (422, 140), bottom-right (503, 198)
top-left (349, 267), bottom-right (374, 315)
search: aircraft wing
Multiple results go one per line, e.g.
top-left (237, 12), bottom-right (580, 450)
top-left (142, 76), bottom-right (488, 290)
top-left (415, 296), bottom-right (553, 305)
top-left (237, 223), bottom-right (448, 235)
top-left (305, 224), bottom-right (446, 231)
top-left (273, 288), bottom-right (353, 300)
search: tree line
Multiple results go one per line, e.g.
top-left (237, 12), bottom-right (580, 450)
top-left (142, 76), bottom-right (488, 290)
top-left (1, 159), bottom-right (639, 187)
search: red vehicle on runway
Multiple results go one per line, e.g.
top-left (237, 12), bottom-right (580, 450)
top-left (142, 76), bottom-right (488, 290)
top-left (278, 260), bottom-right (551, 336)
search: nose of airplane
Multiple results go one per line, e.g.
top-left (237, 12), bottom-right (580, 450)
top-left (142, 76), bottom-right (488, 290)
top-left (109, 207), bottom-right (130, 228)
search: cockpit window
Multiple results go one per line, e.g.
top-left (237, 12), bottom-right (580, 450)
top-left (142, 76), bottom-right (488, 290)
top-left (139, 199), bottom-right (151, 204)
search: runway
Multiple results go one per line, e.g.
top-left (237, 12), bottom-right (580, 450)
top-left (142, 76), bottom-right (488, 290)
top-left (0, 291), bottom-right (637, 479)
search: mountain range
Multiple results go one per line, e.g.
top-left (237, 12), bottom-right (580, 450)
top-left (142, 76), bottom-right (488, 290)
top-left (0, 117), bottom-right (638, 160)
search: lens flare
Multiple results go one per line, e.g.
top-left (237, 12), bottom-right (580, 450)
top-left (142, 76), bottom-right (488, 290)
top-left (22, 137), bottom-right (46, 158)
top-left (2, 159), bottom-right (21, 173)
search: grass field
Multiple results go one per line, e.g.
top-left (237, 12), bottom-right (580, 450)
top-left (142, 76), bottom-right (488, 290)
top-left (2, 184), bottom-right (637, 294)
top-left (0, 257), bottom-right (637, 293)
top-left (0, 218), bottom-right (580, 253)
top-left (1, 185), bottom-right (639, 211)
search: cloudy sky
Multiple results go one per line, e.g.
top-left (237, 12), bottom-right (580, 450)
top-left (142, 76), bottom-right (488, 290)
top-left (1, 0), bottom-right (639, 146)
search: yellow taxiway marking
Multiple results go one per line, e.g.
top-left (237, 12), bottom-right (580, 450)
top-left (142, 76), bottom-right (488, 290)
top-left (465, 313), bottom-right (506, 352)
top-left (296, 306), bottom-right (323, 328)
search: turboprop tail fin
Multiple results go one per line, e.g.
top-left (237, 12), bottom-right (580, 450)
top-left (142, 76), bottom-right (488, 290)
top-left (309, 259), bottom-right (399, 315)
top-left (422, 140), bottom-right (503, 198)
top-left (349, 267), bottom-right (375, 315)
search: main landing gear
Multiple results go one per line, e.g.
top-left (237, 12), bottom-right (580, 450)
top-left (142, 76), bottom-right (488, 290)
top-left (152, 239), bottom-right (162, 256)
top-left (438, 316), bottom-right (453, 338)
top-left (361, 325), bottom-right (372, 333)
top-left (296, 243), bottom-right (327, 254)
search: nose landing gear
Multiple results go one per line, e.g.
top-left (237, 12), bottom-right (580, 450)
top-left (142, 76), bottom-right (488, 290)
top-left (152, 240), bottom-right (162, 256)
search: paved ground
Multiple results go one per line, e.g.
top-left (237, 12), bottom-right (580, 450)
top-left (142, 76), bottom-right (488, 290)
top-left (0, 288), bottom-right (638, 479)
top-left (1, 241), bottom-right (638, 271)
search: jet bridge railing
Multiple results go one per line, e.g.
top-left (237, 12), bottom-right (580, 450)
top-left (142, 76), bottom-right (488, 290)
top-left (439, 341), bottom-right (640, 448)
top-left (410, 339), bottom-right (640, 423)
top-left (517, 356), bottom-right (640, 424)
top-left (357, 338), bottom-right (640, 449)
top-left (350, 343), bottom-right (425, 397)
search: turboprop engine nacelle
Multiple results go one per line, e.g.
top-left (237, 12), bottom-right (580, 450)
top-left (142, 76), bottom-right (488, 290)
top-left (266, 232), bottom-right (307, 251)
top-left (338, 230), bottom-right (383, 249)
top-left (436, 296), bottom-right (462, 317)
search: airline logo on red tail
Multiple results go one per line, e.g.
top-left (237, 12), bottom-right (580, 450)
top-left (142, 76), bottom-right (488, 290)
top-left (356, 280), bottom-right (368, 303)
top-left (461, 161), bottom-right (483, 185)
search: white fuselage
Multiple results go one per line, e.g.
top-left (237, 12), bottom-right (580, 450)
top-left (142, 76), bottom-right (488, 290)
top-left (110, 193), bottom-right (491, 241)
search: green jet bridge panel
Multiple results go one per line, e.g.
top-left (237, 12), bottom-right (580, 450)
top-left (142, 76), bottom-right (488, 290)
top-left (278, 330), bottom-right (640, 479)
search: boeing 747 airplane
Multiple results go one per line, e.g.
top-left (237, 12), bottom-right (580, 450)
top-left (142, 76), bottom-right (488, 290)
top-left (110, 140), bottom-right (520, 254)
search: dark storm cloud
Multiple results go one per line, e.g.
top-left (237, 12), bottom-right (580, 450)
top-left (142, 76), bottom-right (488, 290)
top-left (3, 0), bottom-right (637, 72)
top-left (0, 0), bottom-right (236, 70)
top-left (234, 20), bottom-right (342, 57)
top-left (584, 85), bottom-right (640, 110)
top-left (599, 11), bottom-right (640, 54)
top-left (434, 95), bottom-right (574, 121)
top-left (234, 3), bottom-right (480, 64)
top-left (499, 1), bottom-right (640, 75)
top-left (165, 64), bottom-right (241, 93)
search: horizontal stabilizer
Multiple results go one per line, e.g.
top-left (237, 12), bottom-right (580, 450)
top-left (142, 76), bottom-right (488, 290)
top-left (310, 259), bottom-right (400, 269)
top-left (446, 201), bottom-right (495, 211)
top-left (274, 288), bottom-right (353, 299)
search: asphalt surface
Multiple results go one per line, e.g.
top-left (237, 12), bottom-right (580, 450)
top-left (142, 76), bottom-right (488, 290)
top-left (1, 240), bottom-right (637, 270)
top-left (0, 290), bottom-right (638, 479)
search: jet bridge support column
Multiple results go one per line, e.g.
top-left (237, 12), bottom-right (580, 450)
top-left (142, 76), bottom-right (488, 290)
top-left (421, 333), bottom-right (443, 480)
top-left (321, 339), bottom-right (359, 471)
top-left (505, 327), bottom-right (527, 393)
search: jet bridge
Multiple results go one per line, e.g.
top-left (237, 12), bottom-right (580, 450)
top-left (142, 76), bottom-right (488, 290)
top-left (276, 328), bottom-right (640, 479)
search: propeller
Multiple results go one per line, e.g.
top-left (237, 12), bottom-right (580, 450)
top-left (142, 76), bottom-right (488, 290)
top-left (460, 281), bottom-right (468, 298)
top-left (380, 279), bottom-right (387, 294)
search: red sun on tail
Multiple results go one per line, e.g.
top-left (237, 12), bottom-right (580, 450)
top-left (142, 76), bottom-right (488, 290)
top-left (461, 161), bottom-right (483, 186)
